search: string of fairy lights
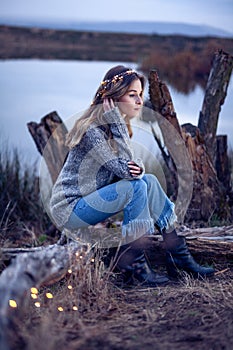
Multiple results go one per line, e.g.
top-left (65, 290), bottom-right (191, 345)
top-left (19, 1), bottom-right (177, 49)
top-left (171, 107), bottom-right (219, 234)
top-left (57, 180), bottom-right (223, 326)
top-left (8, 250), bottom-right (96, 313)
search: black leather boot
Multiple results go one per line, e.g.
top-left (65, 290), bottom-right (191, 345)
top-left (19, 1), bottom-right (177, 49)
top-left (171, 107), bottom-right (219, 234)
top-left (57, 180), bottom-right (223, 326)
top-left (115, 236), bottom-right (169, 286)
top-left (163, 230), bottom-right (215, 278)
top-left (117, 251), bottom-right (170, 286)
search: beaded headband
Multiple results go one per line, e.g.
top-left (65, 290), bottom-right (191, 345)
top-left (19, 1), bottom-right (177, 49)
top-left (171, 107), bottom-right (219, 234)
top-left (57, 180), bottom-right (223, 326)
top-left (96, 69), bottom-right (137, 98)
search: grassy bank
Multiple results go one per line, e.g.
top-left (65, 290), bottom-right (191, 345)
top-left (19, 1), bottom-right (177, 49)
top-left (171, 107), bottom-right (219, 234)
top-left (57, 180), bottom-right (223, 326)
top-left (0, 144), bottom-right (54, 248)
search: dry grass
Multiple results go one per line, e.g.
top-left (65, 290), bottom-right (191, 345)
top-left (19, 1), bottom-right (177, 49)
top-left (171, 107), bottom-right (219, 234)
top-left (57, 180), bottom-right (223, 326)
top-left (0, 143), bottom-right (58, 248)
top-left (6, 247), bottom-right (233, 350)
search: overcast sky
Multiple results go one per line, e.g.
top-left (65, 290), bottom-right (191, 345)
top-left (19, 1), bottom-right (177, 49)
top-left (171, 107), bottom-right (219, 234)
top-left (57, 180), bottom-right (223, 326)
top-left (1, 0), bottom-right (233, 33)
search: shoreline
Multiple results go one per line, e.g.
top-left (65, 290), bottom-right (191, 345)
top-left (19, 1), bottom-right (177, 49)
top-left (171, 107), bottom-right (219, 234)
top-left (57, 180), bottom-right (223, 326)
top-left (1, 25), bottom-right (233, 63)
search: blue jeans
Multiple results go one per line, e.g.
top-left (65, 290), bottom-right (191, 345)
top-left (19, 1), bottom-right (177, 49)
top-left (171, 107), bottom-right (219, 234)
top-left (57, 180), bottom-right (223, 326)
top-left (65, 174), bottom-right (176, 241)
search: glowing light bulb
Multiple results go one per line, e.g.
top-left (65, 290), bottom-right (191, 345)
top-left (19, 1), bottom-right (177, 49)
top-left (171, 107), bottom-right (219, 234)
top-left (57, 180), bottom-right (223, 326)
top-left (68, 285), bottom-right (73, 290)
top-left (58, 306), bottom-right (64, 312)
top-left (9, 299), bottom-right (17, 308)
top-left (34, 302), bottom-right (41, 308)
top-left (46, 292), bottom-right (53, 299)
top-left (31, 287), bottom-right (38, 294)
top-left (68, 269), bottom-right (72, 274)
top-left (31, 294), bottom-right (38, 299)
top-left (72, 306), bottom-right (78, 311)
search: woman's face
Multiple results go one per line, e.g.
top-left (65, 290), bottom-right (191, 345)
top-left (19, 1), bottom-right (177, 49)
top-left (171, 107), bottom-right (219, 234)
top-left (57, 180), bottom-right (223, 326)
top-left (117, 79), bottom-right (143, 119)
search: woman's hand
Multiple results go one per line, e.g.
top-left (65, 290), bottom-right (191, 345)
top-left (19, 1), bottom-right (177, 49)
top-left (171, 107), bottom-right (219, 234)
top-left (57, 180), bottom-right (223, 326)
top-left (128, 161), bottom-right (143, 177)
top-left (103, 98), bottom-right (115, 112)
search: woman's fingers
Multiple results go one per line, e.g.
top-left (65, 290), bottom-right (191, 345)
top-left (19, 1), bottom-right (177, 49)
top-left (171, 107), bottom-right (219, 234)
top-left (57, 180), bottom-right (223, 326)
top-left (103, 98), bottom-right (110, 111)
top-left (109, 98), bottom-right (115, 109)
top-left (128, 161), bottom-right (142, 176)
top-left (103, 98), bottom-right (115, 111)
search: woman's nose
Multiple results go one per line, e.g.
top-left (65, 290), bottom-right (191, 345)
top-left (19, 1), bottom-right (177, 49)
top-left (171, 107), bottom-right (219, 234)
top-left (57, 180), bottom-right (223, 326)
top-left (136, 96), bottom-right (143, 104)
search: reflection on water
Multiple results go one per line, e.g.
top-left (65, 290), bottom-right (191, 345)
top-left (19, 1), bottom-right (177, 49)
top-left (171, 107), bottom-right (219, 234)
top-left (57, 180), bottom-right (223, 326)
top-left (0, 59), bottom-right (232, 165)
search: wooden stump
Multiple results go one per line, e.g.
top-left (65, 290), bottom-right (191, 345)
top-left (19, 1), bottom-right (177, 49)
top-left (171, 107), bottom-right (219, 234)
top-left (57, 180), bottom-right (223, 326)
top-left (148, 50), bottom-right (233, 223)
top-left (27, 111), bottom-right (69, 183)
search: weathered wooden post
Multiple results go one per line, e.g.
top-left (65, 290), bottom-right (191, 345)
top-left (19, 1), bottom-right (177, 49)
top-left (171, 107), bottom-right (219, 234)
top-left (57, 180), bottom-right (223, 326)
top-left (198, 50), bottom-right (233, 165)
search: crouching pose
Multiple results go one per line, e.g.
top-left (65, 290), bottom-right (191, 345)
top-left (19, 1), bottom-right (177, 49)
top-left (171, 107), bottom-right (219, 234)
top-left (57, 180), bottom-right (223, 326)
top-left (49, 65), bottom-right (215, 286)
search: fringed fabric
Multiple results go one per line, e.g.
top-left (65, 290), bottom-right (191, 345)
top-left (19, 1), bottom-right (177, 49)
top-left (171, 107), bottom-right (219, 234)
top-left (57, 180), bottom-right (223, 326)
top-left (122, 218), bottom-right (155, 243)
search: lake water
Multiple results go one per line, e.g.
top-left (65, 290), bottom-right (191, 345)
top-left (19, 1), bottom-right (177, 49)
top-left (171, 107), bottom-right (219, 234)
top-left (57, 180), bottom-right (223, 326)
top-left (0, 59), bottom-right (232, 167)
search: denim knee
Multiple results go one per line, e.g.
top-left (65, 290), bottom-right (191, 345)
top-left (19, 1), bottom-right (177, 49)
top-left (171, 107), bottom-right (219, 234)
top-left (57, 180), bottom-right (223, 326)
top-left (130, 178), bottom-right (148, 201)
top-left (142, 173), bottom-right (158, 186)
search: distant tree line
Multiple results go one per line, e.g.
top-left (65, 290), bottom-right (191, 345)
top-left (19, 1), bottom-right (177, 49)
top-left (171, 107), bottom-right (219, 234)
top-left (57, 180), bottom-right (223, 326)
top-left (140, 41), bottom-right (231, 93)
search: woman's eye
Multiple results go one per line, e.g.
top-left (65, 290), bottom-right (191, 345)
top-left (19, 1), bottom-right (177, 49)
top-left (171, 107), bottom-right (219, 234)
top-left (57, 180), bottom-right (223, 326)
top-left (129, 94), bottom-right (135, 98)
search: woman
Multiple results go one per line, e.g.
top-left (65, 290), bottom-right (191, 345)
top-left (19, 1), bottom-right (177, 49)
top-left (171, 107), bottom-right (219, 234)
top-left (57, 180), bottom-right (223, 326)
top-left (50, 65), bottom-right (214, 286)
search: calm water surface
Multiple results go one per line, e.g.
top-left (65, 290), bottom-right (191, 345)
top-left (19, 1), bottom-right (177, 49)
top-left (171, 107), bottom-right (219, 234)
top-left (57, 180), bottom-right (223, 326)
top-left (0, 60), bottom-right (232, 165)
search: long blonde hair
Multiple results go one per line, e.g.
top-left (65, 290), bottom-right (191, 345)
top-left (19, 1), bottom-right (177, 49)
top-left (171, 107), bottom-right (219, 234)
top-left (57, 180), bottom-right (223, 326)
top-left (66, 65), bottom-right (146, 149)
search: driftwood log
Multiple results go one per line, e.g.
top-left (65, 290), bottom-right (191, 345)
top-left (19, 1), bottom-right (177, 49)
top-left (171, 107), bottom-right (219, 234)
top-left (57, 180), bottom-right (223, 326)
top-left (0, 240), bottom-right (90, 350)
top-left (2, 226), bottom-right (233, 263)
